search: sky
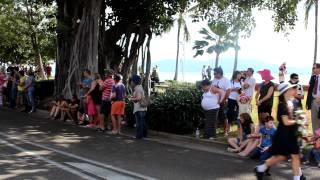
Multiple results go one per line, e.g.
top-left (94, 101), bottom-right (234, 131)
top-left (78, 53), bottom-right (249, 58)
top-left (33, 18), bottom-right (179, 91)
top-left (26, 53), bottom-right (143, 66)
top-left (150, 2), bottom-right (317, 82)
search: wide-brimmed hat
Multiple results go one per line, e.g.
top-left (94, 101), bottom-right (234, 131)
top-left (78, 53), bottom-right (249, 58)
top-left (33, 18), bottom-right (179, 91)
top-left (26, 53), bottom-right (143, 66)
top-left (277, 83), bottom-right (297, 95)
top-left (258, 69), bottom-right (274, 81)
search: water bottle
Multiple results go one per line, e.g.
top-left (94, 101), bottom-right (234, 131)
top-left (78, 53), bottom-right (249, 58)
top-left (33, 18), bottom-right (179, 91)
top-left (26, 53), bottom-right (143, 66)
top-left (195, 128), bottom-right (200, 139)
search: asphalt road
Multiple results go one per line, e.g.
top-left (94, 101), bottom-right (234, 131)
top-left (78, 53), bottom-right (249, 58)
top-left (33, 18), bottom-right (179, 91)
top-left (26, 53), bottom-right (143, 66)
top-left (0, 108), bottom-right (319, 180)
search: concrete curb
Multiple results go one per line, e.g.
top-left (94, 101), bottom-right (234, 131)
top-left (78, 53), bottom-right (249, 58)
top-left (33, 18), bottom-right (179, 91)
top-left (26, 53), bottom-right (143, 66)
top-left (148, 130), bottom-right (228, 146)
top-left (19, 108), bottom-right (228, 147)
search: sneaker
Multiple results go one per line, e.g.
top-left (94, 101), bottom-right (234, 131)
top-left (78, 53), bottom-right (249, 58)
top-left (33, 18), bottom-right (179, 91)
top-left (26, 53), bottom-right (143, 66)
top-left (254, 167), bottom-right (264, 180)
top-left (28, 110), bottom-right (35, 114)
top-left (300, 174), bottom-right (306, 180)
top-left (265, 168), bottom-right (271, 176)
top-left (85, 124), bottom-right (94, 128)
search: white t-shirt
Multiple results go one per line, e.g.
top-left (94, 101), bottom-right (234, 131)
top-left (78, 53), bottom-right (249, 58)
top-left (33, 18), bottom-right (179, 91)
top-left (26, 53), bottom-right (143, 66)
top-left (212, 77), bottom-right (231, 102)
top-left (229, 81), bottom-right (241, 100)
top-left (212, 77), bottom-right (231, 91)
top-left (243, 76), bottom-right (256, 97)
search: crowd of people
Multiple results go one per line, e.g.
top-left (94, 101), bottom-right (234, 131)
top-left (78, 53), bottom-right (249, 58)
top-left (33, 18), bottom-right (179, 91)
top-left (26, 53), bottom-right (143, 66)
top-left (0, 66), bottom-right (36, 113)
top-left (2, 61), bottom-right (320, 179)
top-left (47, 69), bottom-right (148, 139)
top-left (199, 64), bottom-right (320, 179)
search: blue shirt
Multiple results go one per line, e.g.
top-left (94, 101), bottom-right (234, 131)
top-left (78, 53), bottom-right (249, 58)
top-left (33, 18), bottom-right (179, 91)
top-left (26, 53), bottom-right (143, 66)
top-left (259, 127), bottom-right (276, 148)
top-left (80, 78), bottom-right (92, 96)
top-left (25, 76), bottom-right (35, 91)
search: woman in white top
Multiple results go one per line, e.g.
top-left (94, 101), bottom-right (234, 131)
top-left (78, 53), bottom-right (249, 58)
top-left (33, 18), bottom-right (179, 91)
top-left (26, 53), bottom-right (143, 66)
top-left (227, 71), bottom-right (242, 130)
top-left (201, 79), bottom-right (224, 139)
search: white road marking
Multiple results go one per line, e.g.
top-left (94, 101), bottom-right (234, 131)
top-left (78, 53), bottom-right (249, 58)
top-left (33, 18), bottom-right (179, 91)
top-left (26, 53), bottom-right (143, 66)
top-left (0, 132), bottom-right (158, 180)
top-left (66, 162), bottom-right (139, 180)
top-left (0, 138), bottom-right (97, 180)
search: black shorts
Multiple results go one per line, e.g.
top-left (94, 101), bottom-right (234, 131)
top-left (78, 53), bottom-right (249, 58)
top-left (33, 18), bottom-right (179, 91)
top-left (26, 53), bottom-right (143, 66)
top-left (100, 100), bottom-right (111, 116)
top-left (258, 105), bottom-right (272, 115)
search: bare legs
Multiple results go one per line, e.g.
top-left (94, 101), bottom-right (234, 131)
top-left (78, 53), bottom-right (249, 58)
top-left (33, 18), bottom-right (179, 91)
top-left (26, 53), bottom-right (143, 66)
top-left (239, 139), bottom-right (259, 157)
top-left (111, 114), bottom-right (123, 134)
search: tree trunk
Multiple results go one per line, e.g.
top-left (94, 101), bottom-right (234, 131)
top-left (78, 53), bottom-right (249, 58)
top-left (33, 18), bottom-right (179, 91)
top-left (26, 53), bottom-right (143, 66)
top-left (25, 0), bottom-right (47, 79)
top-left (141, 45), bottom-right (146, 75)
top-left (144, 34), bottom-right (152, 96)
top-left (55, 0), bottom-right (74, 95)
top-left (233, 35), bottom-right (239, 72)
top-left (314, 0), bottom-right (318, 64)
top-left (215, 53), bottom-right (220, 68)
top-left (174, 21), bottom-right (181, 81)
top-left (62, 0), bottom-right (103, 98)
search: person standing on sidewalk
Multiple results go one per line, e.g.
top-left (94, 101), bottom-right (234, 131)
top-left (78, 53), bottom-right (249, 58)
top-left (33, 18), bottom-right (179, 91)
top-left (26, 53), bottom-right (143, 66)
top-left (110, 74), bottom-right (126, 134)
top-left (288, 73), bottom-right (304, 109)
top-left (201, 79), bottom-right (224, 139)
top-left (98, 69), bottom-right (114, 132)
top-left (243, 68), bottom-right (256, 103)
top-left (202, 65), bottom-right (207, 80)
top-left (307, 63), bottom-right (320, 135)
top-left (255, 69), bottom-right (275, 125)
top-left (212, 67), bottom-right (231, 136)
top-left (25, 70), bottom-right (36, 113)
top-left (254, 83), bottom-right (306, 180)
top-left (129, 75), bottom-right (148, 139)
top-left (0, 67), bottom-right (6, 107)
top-left (227, 71), bottom-right (242, 131)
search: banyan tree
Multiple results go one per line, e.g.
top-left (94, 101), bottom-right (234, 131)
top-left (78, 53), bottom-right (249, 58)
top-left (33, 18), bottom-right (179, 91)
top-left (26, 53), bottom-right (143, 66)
top-left (54, 0), bottom-right (184, 98)
top-left (54, 0), bottom-right (300, 98)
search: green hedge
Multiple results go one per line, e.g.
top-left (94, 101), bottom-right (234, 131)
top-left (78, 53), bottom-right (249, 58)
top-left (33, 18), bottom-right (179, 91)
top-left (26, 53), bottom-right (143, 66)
top-left (34, 80), bottom-right (54, 100)
top-left (126, 84), bottom-right (204, 135)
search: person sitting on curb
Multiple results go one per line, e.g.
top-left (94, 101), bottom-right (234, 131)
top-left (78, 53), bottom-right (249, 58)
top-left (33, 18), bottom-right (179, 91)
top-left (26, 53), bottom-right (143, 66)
top-left (227, 113), bottom-right (255, 153)
top-left (250, 116), bottom-right (276, 162)
top-left (308, 129), bottom-right (320, 168)
top-left (49, 95), bottom-right (64, 120)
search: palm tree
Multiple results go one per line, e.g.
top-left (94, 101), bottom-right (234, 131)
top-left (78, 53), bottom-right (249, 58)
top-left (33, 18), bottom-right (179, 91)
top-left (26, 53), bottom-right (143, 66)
top-left (305, 0), bottom-right (319, 64)
top-left (174, 11), bottom-right (190, 81)
top-left (193, 23), bottom-right (233, 68)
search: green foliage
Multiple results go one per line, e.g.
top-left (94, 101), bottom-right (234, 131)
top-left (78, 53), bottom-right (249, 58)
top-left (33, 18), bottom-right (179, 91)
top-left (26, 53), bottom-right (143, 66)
top-left (147, 85), bottom-right (204, 135)
top-left (193, 22), bottom-right (234, 59)
top-left (192, 0), bottom-right (299, 33)
top-left (0, 0), bottom-right (56, 65)
top-left (105, 0), bottom-right (190, 36)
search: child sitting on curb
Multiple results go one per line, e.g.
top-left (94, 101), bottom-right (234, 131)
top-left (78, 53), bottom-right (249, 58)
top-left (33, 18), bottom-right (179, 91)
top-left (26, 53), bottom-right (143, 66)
top-left (227, 113), bottom-right (255, 153)
top-left (308, 129), bottom-right (320, 167)
top-left (250, 116), bottom-right (276, 161)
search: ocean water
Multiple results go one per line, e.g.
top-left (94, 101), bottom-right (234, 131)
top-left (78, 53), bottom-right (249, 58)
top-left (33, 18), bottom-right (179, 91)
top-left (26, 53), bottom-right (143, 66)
top-left (159, 71), bottom-right (312, 85)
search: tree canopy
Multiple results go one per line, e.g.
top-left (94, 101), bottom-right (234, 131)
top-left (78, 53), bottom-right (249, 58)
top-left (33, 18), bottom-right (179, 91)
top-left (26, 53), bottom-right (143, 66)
top-left (0, 0), bottom-right (56, 65)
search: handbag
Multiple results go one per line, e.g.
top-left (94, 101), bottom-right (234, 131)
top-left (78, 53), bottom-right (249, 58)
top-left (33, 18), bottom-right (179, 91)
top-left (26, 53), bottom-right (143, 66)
top-left (139, 96), bottom-right (150, 108)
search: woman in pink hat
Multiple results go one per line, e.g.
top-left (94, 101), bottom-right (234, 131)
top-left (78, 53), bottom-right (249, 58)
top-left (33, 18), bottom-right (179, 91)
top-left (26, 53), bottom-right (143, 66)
top-left (255, 69), bottom-right (275, 125)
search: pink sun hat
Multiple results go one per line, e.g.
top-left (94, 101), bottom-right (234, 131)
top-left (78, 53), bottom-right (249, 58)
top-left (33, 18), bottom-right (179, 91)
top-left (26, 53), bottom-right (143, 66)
top-left (258, 69), bottom-right (274, 81)
top-left (239, 92), bottom-right (250, 102)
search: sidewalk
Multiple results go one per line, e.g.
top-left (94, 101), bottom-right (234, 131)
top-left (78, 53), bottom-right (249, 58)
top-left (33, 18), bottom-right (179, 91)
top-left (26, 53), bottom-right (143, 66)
top-left (29, 109), bottom-right (234, 158)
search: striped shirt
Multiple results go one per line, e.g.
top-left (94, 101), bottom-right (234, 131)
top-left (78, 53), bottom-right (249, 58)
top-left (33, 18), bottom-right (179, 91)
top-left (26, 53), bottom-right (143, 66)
top-left (101, 78), bottom-right (114, 100)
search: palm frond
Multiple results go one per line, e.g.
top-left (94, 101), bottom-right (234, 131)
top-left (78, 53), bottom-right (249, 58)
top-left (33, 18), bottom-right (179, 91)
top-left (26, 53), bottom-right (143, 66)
top-left (193, 50), bottom-right (204, 57)
top-left (305, 0), bottom-right (315, 28)
top-left (206, 45), bottom-right (216, 54)
top-left (199, 28), bottom-right (215, 41)
top-left (193, 40), bottom-right (209, 50)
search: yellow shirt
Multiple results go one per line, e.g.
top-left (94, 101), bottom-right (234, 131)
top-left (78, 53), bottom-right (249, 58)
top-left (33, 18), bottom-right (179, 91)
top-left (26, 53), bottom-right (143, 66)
top-left (18, 76), bottom-right (26, 92)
